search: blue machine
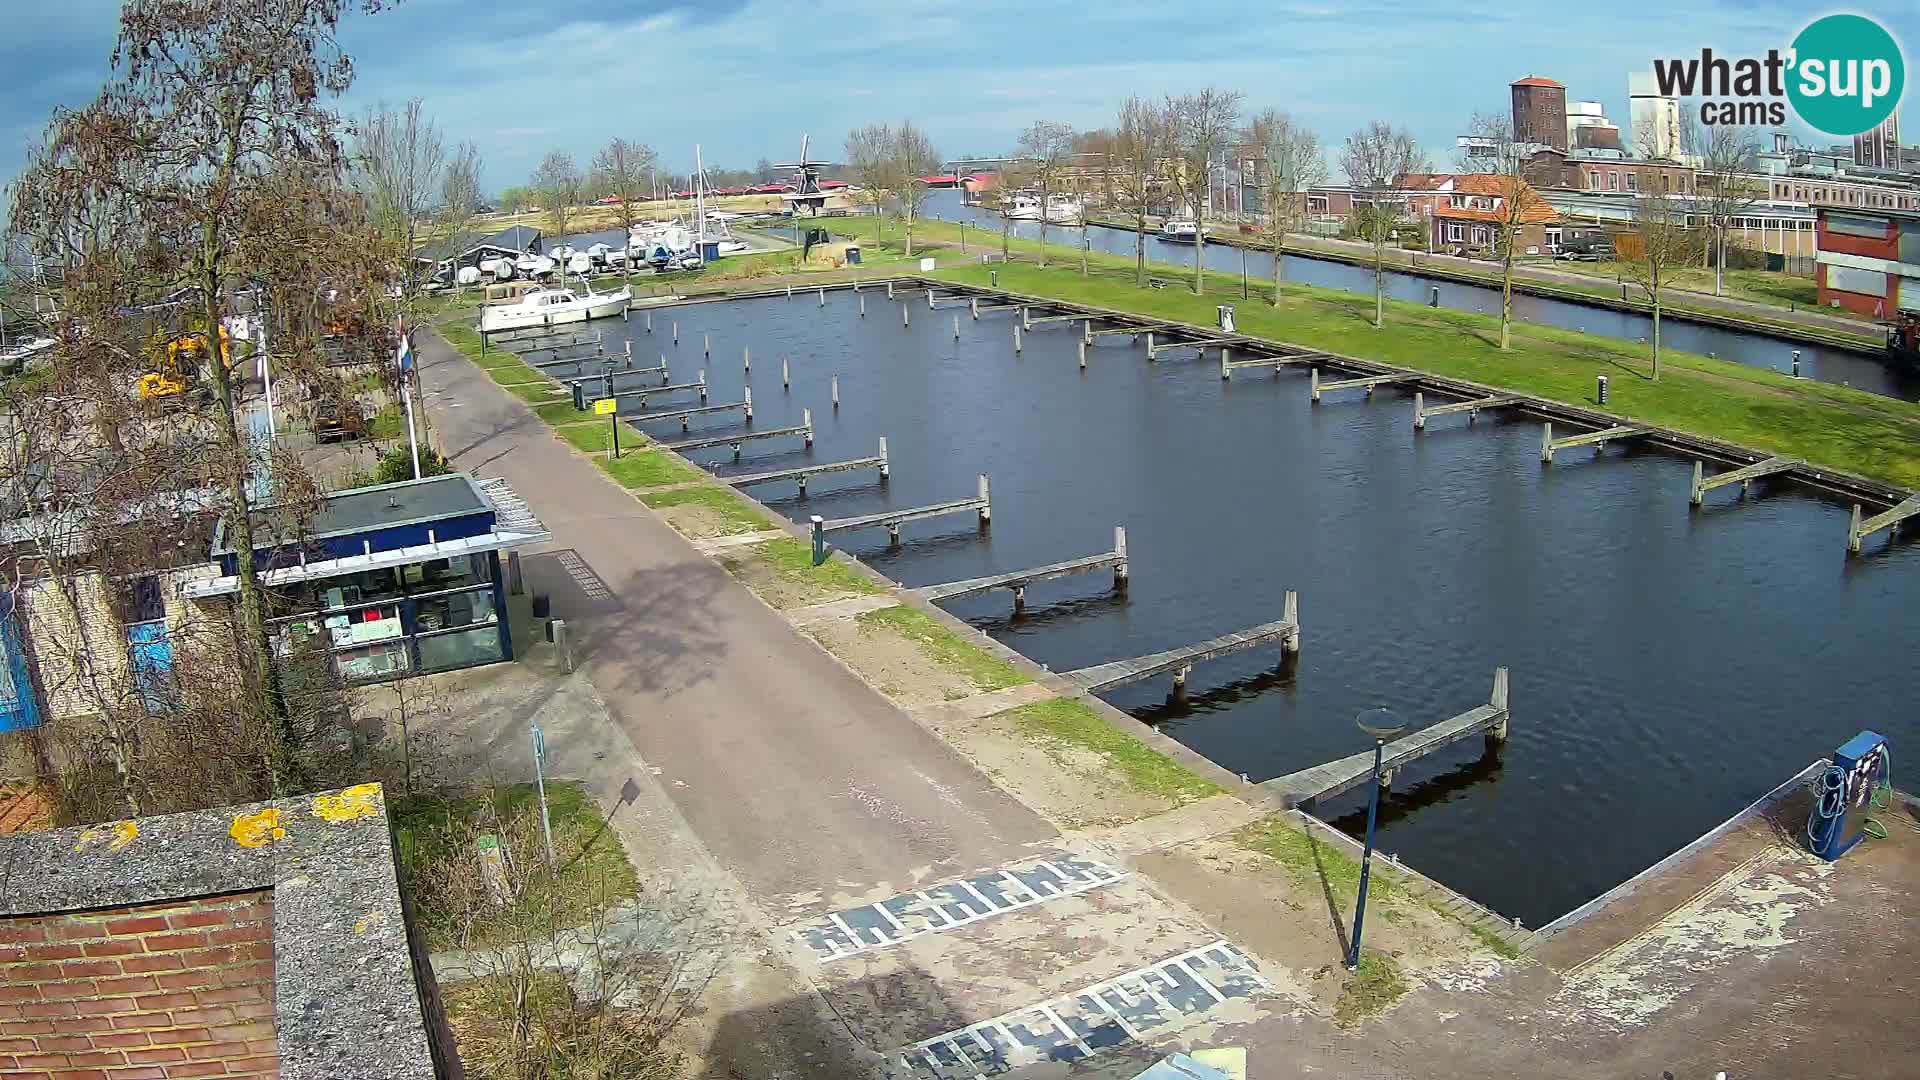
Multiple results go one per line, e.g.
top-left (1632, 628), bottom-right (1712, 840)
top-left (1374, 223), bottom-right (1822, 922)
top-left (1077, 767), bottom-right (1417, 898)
top-left (1807, 730), bottom-right (1891, 861)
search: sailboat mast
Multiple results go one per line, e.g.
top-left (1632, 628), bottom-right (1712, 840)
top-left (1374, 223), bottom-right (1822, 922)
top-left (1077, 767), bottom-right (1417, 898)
top-left (695, 145), bottom-right (707, 248)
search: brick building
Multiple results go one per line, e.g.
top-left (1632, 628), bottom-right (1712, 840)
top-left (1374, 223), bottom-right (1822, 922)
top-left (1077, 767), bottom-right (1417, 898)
top-left (0, 784), bottom-right (457, 1078)
top-left (1426, 174), bottom-right (1563, 254)
top-left (1511, 77), bottom-right (1569, 153)
top-left (1813, 206), bottom-right (1920, 318)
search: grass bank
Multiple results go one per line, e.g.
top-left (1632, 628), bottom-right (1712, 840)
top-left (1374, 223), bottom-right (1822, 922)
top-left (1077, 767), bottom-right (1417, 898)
top-left (1001, 697), bottom-right (1222, 805)
top-left (920, 253), bottom-right (1920, 488)
top-left (721, 537), bottom-right (883, 607)
top-left (855, 605), bottom-right (1028, 692)
top-left (638, 484), bottom-right (775, 534)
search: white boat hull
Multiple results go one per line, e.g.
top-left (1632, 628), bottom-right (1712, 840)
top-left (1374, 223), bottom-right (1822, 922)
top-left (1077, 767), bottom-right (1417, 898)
top-left (479, 287), bottom-right (633, 333)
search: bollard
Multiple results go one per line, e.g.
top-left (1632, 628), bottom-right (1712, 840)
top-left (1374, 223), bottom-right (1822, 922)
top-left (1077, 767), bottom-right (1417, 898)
top-left (743, 385), bottom-right (753, 421)
top-left (1429, 286), bottom-right (1440, 307)
top-left (977, 473), bottom-right (992, 526)
top-left (782, 356), bottom-right (790, 390)
top-left (802, 408), bottom-right (814, 446)
top-left (831, 373), bottom-right (840, 409)
top-left (1792, 350), bottom-right (1802, 378)
top-left (877, 436), bottom-right (889, 480)
top-left (1597, 374), bottom-right (1609, 405)
top-left (553, 618), bottom-right (575, 673)
top-left (811, 515), bottom-right (827, 566)
top-left (990, 269), bottom-right (998, 287)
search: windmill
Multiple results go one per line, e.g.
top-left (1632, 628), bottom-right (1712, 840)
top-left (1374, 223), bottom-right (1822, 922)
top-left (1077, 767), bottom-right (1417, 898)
top-left (773, 133), bottom-right (833, 216)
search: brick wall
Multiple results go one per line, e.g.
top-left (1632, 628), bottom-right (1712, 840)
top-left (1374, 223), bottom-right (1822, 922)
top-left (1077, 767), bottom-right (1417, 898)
top-left (0, 890), bottom-right (277, 1079)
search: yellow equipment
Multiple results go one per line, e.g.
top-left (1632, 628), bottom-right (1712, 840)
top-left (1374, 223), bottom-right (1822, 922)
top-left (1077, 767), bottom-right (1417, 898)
top-left (139, 327), bottom-right (233, 401)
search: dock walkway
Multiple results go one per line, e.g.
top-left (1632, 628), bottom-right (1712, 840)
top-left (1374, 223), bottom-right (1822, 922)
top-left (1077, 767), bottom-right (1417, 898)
top-left (911, 527), bottom-right (1127, 611)
top-left (722, 439), bottom-right (888, 494)
top-left (814, 475), bottom-right (990, 545)
top-left (1063, 596), bottom-right (1299, 694)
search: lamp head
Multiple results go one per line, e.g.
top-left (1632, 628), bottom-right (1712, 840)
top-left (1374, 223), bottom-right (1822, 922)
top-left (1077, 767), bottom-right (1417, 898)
top-left (1355, 707), bottom-right (1406, 742)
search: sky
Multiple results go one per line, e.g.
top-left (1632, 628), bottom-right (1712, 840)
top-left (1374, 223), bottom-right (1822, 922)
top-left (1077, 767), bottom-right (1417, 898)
top-left (2, 0), bottom-right (1917, 196)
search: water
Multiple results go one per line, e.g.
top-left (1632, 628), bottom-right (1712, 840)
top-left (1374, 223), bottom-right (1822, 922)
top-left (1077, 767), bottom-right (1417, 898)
top-left (917, 191), bottom-right (1920, 402)
top-left (588, 291), bottom-right (1920, 927)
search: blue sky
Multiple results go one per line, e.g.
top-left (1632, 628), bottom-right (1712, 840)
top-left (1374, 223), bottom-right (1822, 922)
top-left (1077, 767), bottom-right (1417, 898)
top-left (2, 1), bottom-right (1916, 195)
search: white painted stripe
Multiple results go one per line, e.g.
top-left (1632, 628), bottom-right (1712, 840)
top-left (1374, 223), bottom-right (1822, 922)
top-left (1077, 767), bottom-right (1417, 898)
top-left (1173, 958), bottom-right (1228, 1004)
top-left (999, 870), bottom-right (1044, 902)
top-left (958, 880), bottom-right (1001, 914)
top-left (1036, 1005), bottom-right (1095, 1057)
top-left (1087, 992), bottom-right (1144, 1041)
top-left (873, 902), bottom-right (911, 935)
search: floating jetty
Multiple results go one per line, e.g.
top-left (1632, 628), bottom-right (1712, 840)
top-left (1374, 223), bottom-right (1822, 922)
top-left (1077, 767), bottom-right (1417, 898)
top-left (912, 527), bottom-right (1128, 612)
top-left (1063, 596), bottom-right (1299, 695)
top-left (1260, 668), bottom-right (1510, 808)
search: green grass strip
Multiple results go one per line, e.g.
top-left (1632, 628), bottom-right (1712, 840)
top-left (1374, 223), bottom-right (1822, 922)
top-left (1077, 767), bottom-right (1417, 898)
top-left (604, 449), bottom-right (704, 489)
top-left (1234, 816), bottom-right (1398, 910)
top-left (856, 605), bottom-right (1029, 691)
top-left (748, 537), bottom-right (883, 596)
top-left (1334, 952), bottom-right (1412, 1027)
top-left (1001, 697), bottom-right (1222, 803)
top-left (638, 484), bottom-right (775, 533)
top-left (558, 421), bottom-right (648, 454)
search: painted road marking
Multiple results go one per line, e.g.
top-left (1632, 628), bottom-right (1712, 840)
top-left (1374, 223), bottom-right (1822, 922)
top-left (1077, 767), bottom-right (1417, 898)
top-left (791, 852), bottom-right (1124, 963)
top-left (894, 940), bottom-right (1269, 1078)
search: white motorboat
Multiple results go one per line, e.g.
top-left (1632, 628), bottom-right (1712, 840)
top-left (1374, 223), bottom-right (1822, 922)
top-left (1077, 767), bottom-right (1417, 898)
top-left (1044, 193), bottom-right (1083, 225)
top-left (477, 256), bottom-right (515, 280)
top-left (478, 282), bottom-right (633, 333)
top-left (514, 253), bottom-right (557, 278)
top-left (1003, 192), bottom-right (1042, 221)
top-left (566, 252), bottom-right (594, 275)
top-left (1159, 217), bottom-right (1200, 243)
top-left (551, 244), bottom-right (577, 262)
top-left (455, 265), bottom-right (483, 286)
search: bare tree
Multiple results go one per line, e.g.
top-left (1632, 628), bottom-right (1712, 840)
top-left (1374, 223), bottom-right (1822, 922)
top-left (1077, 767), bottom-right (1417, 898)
top-left (1693, 124), bottom-right (1761, 296)
top-left (844, 122), bottom-right (893, 247)
top-left (890, 121), bottom-right (941, 258)
top-left (1626, 117), bottom-right (1698, 382)
top-left (1017, 121), bottom-right (1076, 267)
top-left (993, 159), bottom-right (1034, 264)
top-left (1247, 108), bottom-right (1325, 307)
top-left (1457, 112), bottom-right (1555, 350)
top-left (438, 140), bottom-right (484, 290)
top-left (531, 151), bottom-right (582, 246)
top-left (592, 138), bottom-right (658, 237)
top-left (351, 99), bottom-right (445, 301)
top-left (1113, 96), bottom-right (1173, 288)
top-left (1164, 88), bottom-right (1244, 294)
top-left (1340, 121), bottom-right (1427, 328)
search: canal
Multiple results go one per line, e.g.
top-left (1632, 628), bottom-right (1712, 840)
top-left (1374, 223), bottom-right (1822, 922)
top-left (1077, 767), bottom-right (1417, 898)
top-left (583, 288), bottom-right (1920, 927)
top-left (913, 190), bottom-right (1920, 403)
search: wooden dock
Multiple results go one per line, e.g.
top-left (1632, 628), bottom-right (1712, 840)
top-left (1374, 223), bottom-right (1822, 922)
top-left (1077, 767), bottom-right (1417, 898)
top-left (911, 527), bottom-right (1128, 612)
top-left (1223, 350), bottom-right (1325, 378)
top-left (526, 348), bottom-right (610, 369)
top-left (813, 475), bottom-right (991, 545)
top-left (628, 399), bottom-right (750, 431)
top-left (556, 365), bottom-right (669, 388)
top-left (1413, 392), bottom-right (1522, 430)
top-left (487, 328), bottom-right (600, 349)
top-left (611, 376), bottom-right (708, 407)
top-left (1690, 455), bottom-right (1798, 504)
top-left (1849, 493), bottom-right (1920, 553)
top-left (1540, 422), bottom-right (1646, 463)
top-left (1260, 668), bottom-right (1510, 808)
top-left (1145, 333), bottom-right (1232, 359)
top-left (722, 439), bottom-right (889, 494)
top-left (1024, 311), bottom-right (1089, 328)
top-left (661, 410), bottom-right (811, 457)
top-left (1311, 369), bottom-right (1403, 402)
top-left (1062, 594), bottom-right (1299, 695)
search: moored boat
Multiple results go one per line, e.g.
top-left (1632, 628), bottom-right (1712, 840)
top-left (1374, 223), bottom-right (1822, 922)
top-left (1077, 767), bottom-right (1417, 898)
top-left (478, 282), bottom-right (633, 333)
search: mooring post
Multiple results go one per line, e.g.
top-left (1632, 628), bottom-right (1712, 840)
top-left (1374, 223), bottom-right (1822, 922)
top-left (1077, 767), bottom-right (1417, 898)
top-left (877, 436), bottom-right (889, 480)
top-left (1084, 320), bottom-right (1094, 346)
top-left (623, 303), bottom-right (629, 322)
top-left (660, 355), bottom-right (669, 378)
top-left (698, 369), bottom-right (708, 402)
top-left (1079, 337), bottom-right (1088, 369)
top-left (1849, 503), bottom-right (1864, 553)
top-left (802, 408), bottom-right (814, 446)
top-left (903, 303), bottom-right (910, 327)
top-left (781, 356), bottom-right (790, 390)
top-left (954, 313), bottom-right (961, 340)
top-left (1022, 307), bottom-right (1033, 331)
top-left (831, 373), bottom-right (840, 409)
top-left (645, 310), bottom-right (652, 333)
top-left (787, 283), bottom-right (793, 301)
top-left (1146, 332), bottom-right (1155, 359)
top-left (859, 294), bottom-right (866, 317)
top-left (1413, 391), bottom-right (1426, 430)
top-left (887, 523), bottom-right (902, 545)
top-left (1541, 422), bottom-right (1554, 464)
top-left (928, 289), bottom-right (936, 310)
top-left (673, 321), bottom-right (679, 344)
top-left (1310, 368), bottom-right (1322, 403)
top-left (971, 297), bottom-right (980, 320)
top-left (1012, 584), bottom-right (1026, 614)
top-left (1172, 664), bottom-right (1190, 695)
top-left (1113, 525), bottom-right (1129, 592)
top-left (743, 346), bottom-right (750, 374)
top-left (1014, 323), bottom-right (1023, 353)
top-left (704, 332), bottom-right (711, 358)
top-left (887, 280), bottom-right (894, 300)
top-left (1282, 590), bottom-right (1301, 653)
top-left (1689, 460), bottom-right (1705, 505)
top-left (811, 515), bottom-right (827, 566)
top-left (797, 475), bottom-right (809, 496)
top-left (819, 287), bottom-right (826, 307)
top-left (743, 385), bottom-right (753, 422)
top-left (1219, 347), bottom-right (1230, 380)
top-left (1489, 666), bottom-right (1510, 742)
top-left (624, 341), bottom-right (632, 368)
top-left (977, 473), bottom-right (992, 527)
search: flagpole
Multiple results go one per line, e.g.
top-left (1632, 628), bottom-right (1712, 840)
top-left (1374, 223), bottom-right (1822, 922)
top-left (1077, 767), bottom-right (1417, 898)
top-left (404, 371), bottom-right (421, 480)
top-left (398, 318), bottom-right (422, 480)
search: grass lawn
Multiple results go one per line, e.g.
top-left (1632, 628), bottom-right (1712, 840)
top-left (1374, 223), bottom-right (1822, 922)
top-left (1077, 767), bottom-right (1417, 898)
top-left (556, 419), bottom-right (649, 454)
top-left (1335, 952), bottom-right (1412, 1027)
top-left (1001, 697), bottom-right (1222, 804)
top-left (1234, 816), bottom-right (1395, 912)
top-left (923, 253), bottom-right (1920, 488)
top-left (743, 537), bottom-right (884, 596)
top-left (533, 400), bottom-right (594, 424)
top-left (366, 401), bottom-right (404, 440)
top-left (638, 484), bottom-right (775, 533)
top-left (855, 605), bottom-right (1028, 692)
top-left (604, 449), bottom-right (705, 489)
top-left (391, 781), bottom-right (638, 951)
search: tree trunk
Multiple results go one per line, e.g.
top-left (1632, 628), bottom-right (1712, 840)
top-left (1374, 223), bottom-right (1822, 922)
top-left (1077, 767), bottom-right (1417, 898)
top-left (1080, 224), bottom-right (1088, 276)
top-left (1715, 229), bottom-right (1725, 296)
top-left (1373, 231), bottom-right (1386, 328)
top-left (1001, 214), bottom-right (1010, 262)
top-left (1500, 236), bottom-right (1514, 351)
top-left (1651, 298), bottom-right (1662, 381)
top-left (1135, 208), bottom-right (1146, 288)
top-left (1191, 204), bottom-right (1204, 294)
top-left (1271, 228), bottom-right (1286, 306)
top-left (904, 208), bottom-right (913, 258)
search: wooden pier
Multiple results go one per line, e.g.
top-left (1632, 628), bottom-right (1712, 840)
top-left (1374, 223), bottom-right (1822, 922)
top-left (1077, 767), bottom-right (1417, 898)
top-left (1062, 594), bottom-right (1299, 695)
top-left (1024, 311), bottom-right (1089, 328)
top-left (661, 410), bottom-right (811, 458)
top-left (1310, 369), bottom-right (1404, 403)
top-left (1223, 350), bottom-right (1325, 378)
top-left (911, 527), bottom-right (1128, 612)
top-left (1540, 422), bottom-right (1646, 463)
top-left (529, 352), bottom-right (616, 373)
top-left (1849, 493), bottom-right (1920, 553)
top-left (1689, 455), bottom-right (1798, 505)
top-left (812, 475), bottom-right (991, 546)
top-left (610, 376), bottom-right (708, 407)
top-left (1145, 333), bottom-right (1232, 359)
top-left (555, 365), bottom-right (670, 390)
top-left (1260, 668), bottom-right (1510, 808)
top-left (486, 328), bottom-right (600, 350)
top-left (722, 439), bottom-right (889, 495)
top-left (628, 399), bottom-right (751, 432)
top-left (1413, 392), bottom-right (1521, 430)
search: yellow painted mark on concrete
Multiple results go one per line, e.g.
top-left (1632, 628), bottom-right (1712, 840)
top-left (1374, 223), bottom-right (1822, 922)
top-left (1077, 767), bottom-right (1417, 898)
top-left (312, 783), bottom-right (383, 823)
top-left (73, 820), bottom-right (139, 853)
top-left (353, 909), bottom-right (388, 935)
top-left (230, 807), bottom-right (287, 848)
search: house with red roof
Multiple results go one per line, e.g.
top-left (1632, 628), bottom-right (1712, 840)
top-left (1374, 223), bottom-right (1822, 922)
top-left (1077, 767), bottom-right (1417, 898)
top-left (1424, 173), bottom-right (1563, 255)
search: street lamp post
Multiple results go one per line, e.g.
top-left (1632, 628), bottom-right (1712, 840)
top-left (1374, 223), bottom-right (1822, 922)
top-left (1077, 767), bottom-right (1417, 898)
top-left (1346, 707), bottom-right (1406, 971)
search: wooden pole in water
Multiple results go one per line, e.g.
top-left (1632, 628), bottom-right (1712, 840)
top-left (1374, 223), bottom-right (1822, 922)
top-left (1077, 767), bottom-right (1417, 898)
top-left (743, 346), bottom-right (750, 374)
top-left (1219, 347), bottom-right (1230, 380)
top-left (954, 314), bottom-right (961, 340)
top-left (859, 294), bottom-right (866, 317)
top-left (1113, 526), bottom-right (1129, 592)
top-left (903, 303), bottom-right (910, 327)
top-left (673, 321), bottom-right (679, 345)
top-left (977, 474), bottom-right (992, 526)
top-left (818, 287), bottom-right (825, 307)
top-left (1014, 323), bottom-right (1023, 353)
top-left (1413, 391), bottom-right (1426, 430)
top-left (646, 310), bottom-right (652, 333)
top-left (704, 332), bottom-right (710, 358)
top-left (781, 356), bottom-right (789, 390)
top-left (877, 436), bottom-right (889, 479)
top-left (971, 297), bottom-right (980, 320)
top-left (831, 373), bottom-right (840, 409)
top-left (743, 385), bottom-right (753, 421)
top-left (1145, 332), bottom-right (1154, 359)
top-left (698, 369), bottom-right (707, 402)
top-left (887, 280), bottom-right (894, 300)
top-left (1079, 337), bottom-right (1088, 369)
top-left (802, 408), bottom-right (814, 446)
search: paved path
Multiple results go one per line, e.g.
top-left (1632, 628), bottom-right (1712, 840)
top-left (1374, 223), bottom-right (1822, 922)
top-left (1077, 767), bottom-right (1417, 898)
top-left (416, 332), bottom-right (1053, 906)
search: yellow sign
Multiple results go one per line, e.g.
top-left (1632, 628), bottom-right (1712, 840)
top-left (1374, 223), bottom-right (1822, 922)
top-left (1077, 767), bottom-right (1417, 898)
top-left (593, 398), bottom-right (617, 415)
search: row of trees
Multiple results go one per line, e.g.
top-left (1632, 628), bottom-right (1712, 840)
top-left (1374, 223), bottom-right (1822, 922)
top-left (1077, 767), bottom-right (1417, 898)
top-left (512, 139), bottom-right (663, 244)
top-left (844, 121), bottom-right (942, 256)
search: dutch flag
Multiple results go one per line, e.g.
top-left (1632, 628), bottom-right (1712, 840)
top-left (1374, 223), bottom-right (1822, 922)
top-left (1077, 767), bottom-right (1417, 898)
top-left (395, 318), bottom-right (414, 372)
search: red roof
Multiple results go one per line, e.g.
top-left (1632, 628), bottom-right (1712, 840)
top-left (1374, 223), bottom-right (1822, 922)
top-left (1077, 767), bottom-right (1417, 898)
top-left (1431, 174), bottom-right (1560, 224)
top-left (1511, 76), bottom-right (1564, 88)
top-left (819, 179), bottom-right (850, 189)
top-left (920, 174), bottom-right (960, 184)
